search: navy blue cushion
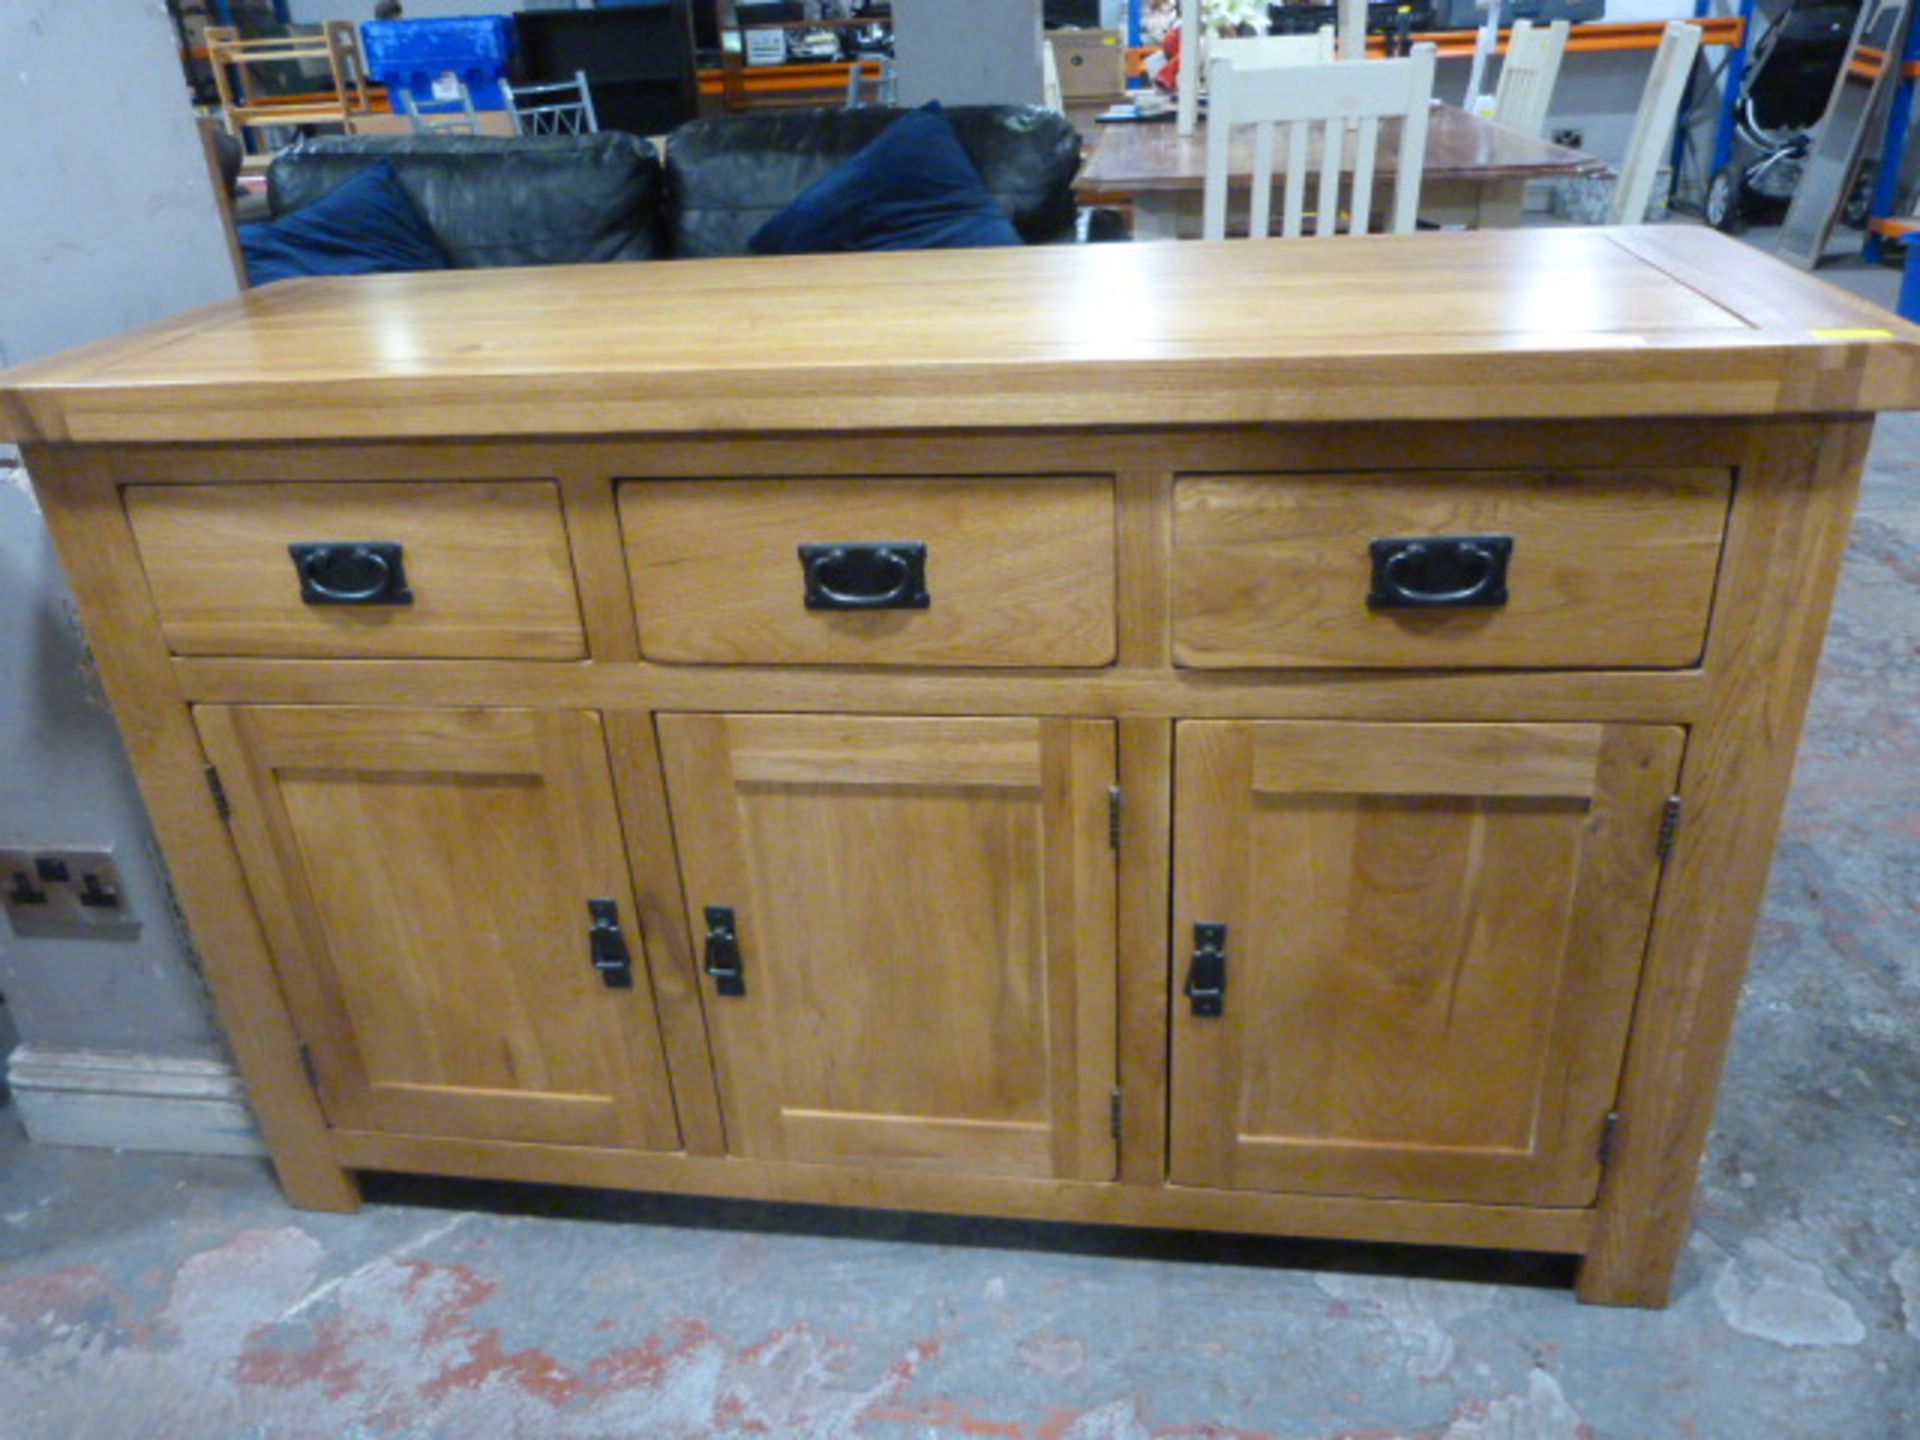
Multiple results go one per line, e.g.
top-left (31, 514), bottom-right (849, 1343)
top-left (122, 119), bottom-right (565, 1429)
top-left (748, 102), bottom-right (1023, 255)
top-left (241, 160), bottom-right (447, 287)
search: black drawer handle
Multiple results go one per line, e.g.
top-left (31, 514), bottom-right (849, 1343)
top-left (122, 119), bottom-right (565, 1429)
top-left (290, 542), bottom-right (414, 606)
top-left (799, 543), bottom-right (929, 611)
top-left (1368, 535), bottom-right (1512, 610)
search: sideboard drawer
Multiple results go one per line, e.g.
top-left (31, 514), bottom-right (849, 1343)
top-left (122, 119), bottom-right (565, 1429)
top-left (621, 477), bottom-right (1116, 667)
top-left (1172, 469), bottom-right (1732, 670)
top-left (124, 481), bottom-right (587, 659)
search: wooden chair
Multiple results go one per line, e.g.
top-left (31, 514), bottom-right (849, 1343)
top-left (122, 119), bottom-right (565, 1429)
top-left (1209, 26), bottom-right (1337, 70)
top-left (1605, 21), bottom-right (1703, 224)
top-left (1043, 39), bottom-right (1065, 112)
top-left (1491, 19), bottom-right (1569, 138)
top-left (1203, 45), bottom-right (1438, 240)
top-left (195, 116), bottom-right (250, 292)
top-left (205, 23), bottom-right (373, 144)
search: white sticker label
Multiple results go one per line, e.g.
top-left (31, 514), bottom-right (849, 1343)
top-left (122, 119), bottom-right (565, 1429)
top-left (745, 30), bottom-right (787, 66)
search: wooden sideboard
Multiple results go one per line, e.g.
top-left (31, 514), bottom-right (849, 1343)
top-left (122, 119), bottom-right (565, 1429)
top-left (5, 228), bottom-right (1916, 1308)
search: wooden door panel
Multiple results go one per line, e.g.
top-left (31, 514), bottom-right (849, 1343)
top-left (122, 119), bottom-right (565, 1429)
top-left (658, 713), bottom-right (1117, 1180)
top-left (197, 705), bottom-right (681, 1151)
top-left (1171, 720), bottom-right (1682, 1206)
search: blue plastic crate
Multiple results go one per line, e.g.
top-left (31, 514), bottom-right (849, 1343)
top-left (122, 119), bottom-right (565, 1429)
top-left (362, 17), bottom-right (517, 112)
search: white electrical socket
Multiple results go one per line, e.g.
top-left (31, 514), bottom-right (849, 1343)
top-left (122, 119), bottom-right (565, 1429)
top-left (0, 846), bottom-right (141, 940)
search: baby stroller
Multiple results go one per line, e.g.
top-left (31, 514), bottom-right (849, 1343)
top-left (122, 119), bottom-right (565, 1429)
top-left (1705, 0), bottom-right (1864, 231)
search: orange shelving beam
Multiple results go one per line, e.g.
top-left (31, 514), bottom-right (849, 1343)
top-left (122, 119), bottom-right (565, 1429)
top-left (696, 62), bottom-right (862, 98)
top-left (1366, 15), bottom-right (1745, 58)
top-left (1120, 15), bottom-right (1742, 75)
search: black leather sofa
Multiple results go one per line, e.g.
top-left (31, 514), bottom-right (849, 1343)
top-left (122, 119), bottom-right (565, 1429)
top-left (265, 106), bottom-right (1084, 268)
top-left (662, 107), bottom-right (1081, 257)
top-left (268, 132), bottom-right (667, 266)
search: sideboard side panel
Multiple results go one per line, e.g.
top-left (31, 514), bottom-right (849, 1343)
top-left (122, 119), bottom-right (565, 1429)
top-left (1578, 418), bottom-right (1871, 1306)
top-left (25, 445), bottom-right (360, 1211)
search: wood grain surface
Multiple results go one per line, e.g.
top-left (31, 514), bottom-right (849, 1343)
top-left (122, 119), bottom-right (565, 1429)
top-left (4, 229), bottom-right (1916, 442)
top-left (1173, 469), bottom-right (1732, 669)
top-left (125, 481), bottom-right (586, 660)
top-left (197, 705), bottom-right (683, 1152)
top-left (7, 224), bottom-right (1904, 1303)
top-left (1083, 101), bottom-right (1609, 192)
top-left (1577, 419), bottom-right (1873, 1305)
top-left (622, 477), bottom-right (1115, 668)
top-left (332, 1126), bottom-right (1597, 1254)
top-left (657, 714), bottom-right (1118, 1181)
top-left (1169, 719), bottom-right (1682, 1207)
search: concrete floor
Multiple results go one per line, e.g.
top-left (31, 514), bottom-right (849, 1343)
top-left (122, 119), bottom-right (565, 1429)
top-left (2, 244), bottom-right (1917, 1440)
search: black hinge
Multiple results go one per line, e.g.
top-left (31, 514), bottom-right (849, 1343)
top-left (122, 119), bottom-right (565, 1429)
top-left (1107, 786), bottom-right (1122, 850)
top-left (1598, 1109), bottom-right (1622, 1169)
top-left (1655, 795), bottom-right (1682, 860)
top-left (298, 1042), bottom-right (320, 1091)
top-left (1109, 1087), bottom-right (1123, 1141)
top-left (205, 764), bottom-right (232, 822)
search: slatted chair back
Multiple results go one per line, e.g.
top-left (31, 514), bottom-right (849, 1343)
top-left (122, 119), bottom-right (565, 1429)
top-left (1209, 25), bottom-right (1337, 71)
top-left (1492, 19), bottom-right (1570, 138)
top-left (1202, 45), bottom-right (1439, 240)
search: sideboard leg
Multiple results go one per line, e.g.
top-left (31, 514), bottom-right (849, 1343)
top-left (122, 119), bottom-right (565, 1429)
top-left (279, 1160), bottom-right (364, 1214)
top-left (28, 448), bottom-right (364, 1220)
top-left (1576, 420), bottom-right (1870, 1309)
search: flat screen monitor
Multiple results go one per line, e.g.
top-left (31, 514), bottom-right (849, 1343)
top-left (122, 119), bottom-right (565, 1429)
top-left (515, 5), bottom-right (699, 133)
top-left (1045, 0), bottom-right (1104, 26)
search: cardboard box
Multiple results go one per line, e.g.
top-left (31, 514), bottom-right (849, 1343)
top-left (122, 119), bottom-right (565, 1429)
top-left (1048, 28), bottom-right (1125, 99)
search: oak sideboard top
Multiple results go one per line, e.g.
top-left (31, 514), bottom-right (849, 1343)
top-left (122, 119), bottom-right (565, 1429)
top-left (3, 226), bottom-right (1917, 446)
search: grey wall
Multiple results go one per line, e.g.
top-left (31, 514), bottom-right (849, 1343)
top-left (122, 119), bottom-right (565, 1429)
top-left (0, 470), bottom-right (227, 1057)
top-left (0, 4), bottom-right (239, 363)
top-left (895, 0), bottom-right (1044, 107)
top-left (0, 0), bottom-right (241, 1063)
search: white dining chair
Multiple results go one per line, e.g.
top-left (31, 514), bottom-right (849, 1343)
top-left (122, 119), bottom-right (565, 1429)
top-left (1492, 19), bottom-right (1570, 138)
top-left (1210, 26), bottom-right (1337, 71)
top-left (1202, 45), bottom-right (1439, 240)
top-left (1606, 21), bottom-right (1704, 224)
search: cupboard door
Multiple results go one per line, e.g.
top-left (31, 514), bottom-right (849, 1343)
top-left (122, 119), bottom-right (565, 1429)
top-left (197, 705), bottom-right (681, 1151)
top-left (1171, 720), bottom-right (1683, 1206)
top-left (658, 714), bottom-right (1117, 1180)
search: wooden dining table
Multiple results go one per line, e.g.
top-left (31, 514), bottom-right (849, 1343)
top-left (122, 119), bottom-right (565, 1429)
top-left (1078, 101), bottom-right (1609, 239)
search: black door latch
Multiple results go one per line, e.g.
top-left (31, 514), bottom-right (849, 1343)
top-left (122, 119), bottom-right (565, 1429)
top-left (704, 906), bottom-right (746, 996)
top-left (587, 898), bottom-right (633, 989)
top-left (1186, 922), bottom-right (1227, 1017)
